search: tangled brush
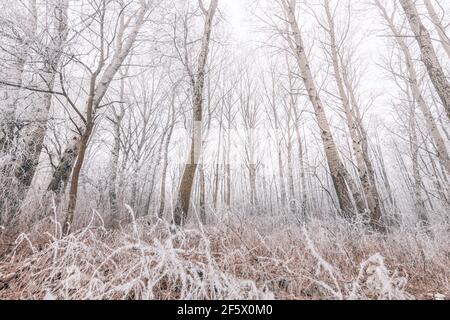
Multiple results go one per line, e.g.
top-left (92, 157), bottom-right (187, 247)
top-left (0, 210), bottom-right (448, 300)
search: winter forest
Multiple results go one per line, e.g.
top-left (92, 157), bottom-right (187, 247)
top-left (0, 0), bottom-right (449, 300)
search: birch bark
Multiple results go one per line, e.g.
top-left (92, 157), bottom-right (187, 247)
top-left (15, 0), bottom-right (69, 191)
top-left (324, 0), bottom-right (384, 230)
top-left (423, 0), bottom-right (450, 60)
top-left (400, 0), bottom-right (450, 120)
top-left (376, 0), bottom-right (450, 176)
top-left (281, 0), bottom-right (363, 218)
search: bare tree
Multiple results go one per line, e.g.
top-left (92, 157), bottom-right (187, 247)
top-left (375, 0), bottom-right (450, 176)
top-left (61, 0), bottom-right (151, 234)
top-left (13, 0), bottom-right (69, 195)
top-left (277, 0), bottom-right (365, 220)
top-left (173, 0), bottom-right (219, 226)
top-left (322, 0), bottom-right (384, 230)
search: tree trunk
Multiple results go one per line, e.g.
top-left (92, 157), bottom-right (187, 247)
top-left (15, 0), bottom-right (69, 193)
top-left (324, 0), bottom-right (384, 231)
top-left (286, 133), bottom-right (295, 204)
top-left (282, 0), bottom-right (362, 219)
top-left (158, 121), bottom-right (175, 219)
top-left (199, 163), bottom-right (206, 224)
top-left (108, 129), bottom-right (121, 228)
top-left (276, 136), bottom-right (287, 207)
top-left (213, 111), bottom-right (224, 209)
top-left (0, 56), bottom-right (25, 155)
top-left (63, 123), bottom-right (93, 235)
top-left (249, 163), bottom-right (258, 206)
top-left (47, 136), bottom-right (80, 194)
top-left (48, 3), bottom-right (149, 233)
top-left (423, 0), bottom-right (450, 59)
top-left (408, 99), bottom-right (429, 227)
top-left (400, 0), bottom-right (450, 120)
top-left (374, 135), bottom-right (397, 213)
top-left (288, 72), bottom-right (308, 213)
top-left (376, 0), bottom-right (450, 176)
top-left (225, 127), bottom-right (231, 207)
top-left (0, 0), bottom-right (37, 157)
top-left (174, 0), bottom-right (218, 226)
top-left (108, 120), bottom-right (123, 227)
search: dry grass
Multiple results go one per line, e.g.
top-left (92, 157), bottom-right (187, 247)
top-left (0, 209), bottom-right (449, 300)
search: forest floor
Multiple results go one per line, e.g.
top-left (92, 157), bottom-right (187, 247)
top-left (0, 212), bottom-right (449, 300)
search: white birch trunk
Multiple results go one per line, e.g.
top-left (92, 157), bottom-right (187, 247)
top-left (376, 0), bottom-right (450, 176)
top-left (400, 0), bottom-right (450, 120)
top-left (324, 0), bottom-right (384, 230)
top-left (15, 0), bottom-right (69, 190)
top-left (281, 0), bottom-right (363, 218)
top-left (423, 0), bottom-right (450, 60)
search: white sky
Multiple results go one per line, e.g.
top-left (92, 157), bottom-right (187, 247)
top-left (221, 0), bottom-right (252, 41)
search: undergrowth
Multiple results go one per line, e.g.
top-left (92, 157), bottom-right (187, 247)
top-left (0, 209), bottom-right (448, 300)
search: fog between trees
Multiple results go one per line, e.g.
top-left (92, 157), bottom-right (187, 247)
top-left (0, 0), bottom-right (449, 300)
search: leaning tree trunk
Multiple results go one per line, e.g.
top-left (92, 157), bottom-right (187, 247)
top-left (347, 78), bottom-right (386, 228)
top-left (376, 0), bottom-right (450, 176)
top-left (373, 131), bottom-right (397, 212)
top-left (423, 0), bottom-right (450, 60)
top-left (400, 0), bottom-right (450, 120)
top-left (63, 123), bottom-right (93, 235)
top-left (424, 136), bottom-right (450, 205)
top-left (324, 0), bottom-right (384, 231)
top-left (282, 0), bottom-right (363, 219)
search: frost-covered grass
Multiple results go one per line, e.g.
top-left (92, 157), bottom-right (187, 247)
top-left (0, 210), bottom-right (449, 300)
